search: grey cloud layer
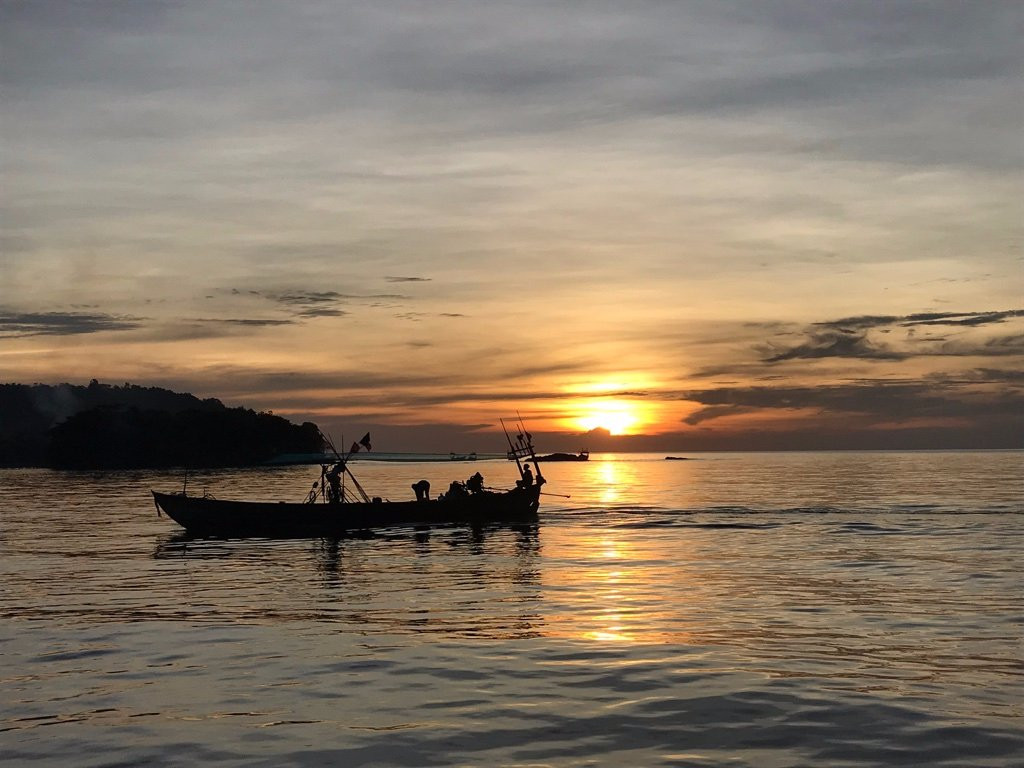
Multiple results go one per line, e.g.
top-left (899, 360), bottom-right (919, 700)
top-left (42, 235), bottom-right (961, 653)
top-left (0, 311), bottom-right (144, 337)
top-left (3, 3), bottom-right (1019, 163)
top-left (820, 310), bottom-right (1024, 331)
top-left (681, 306), bottom-right (1024, 433)
top-left (764, 310), bottom-right (1024, 362)
top-left (682, 380), bottom-right (1023, 426)
top-left (3, 1), bottom-right (1019, 316)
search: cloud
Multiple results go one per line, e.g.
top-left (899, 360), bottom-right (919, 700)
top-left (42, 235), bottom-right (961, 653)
top-left (764, 309), bottom-right (1024, 363)
top-left (682, 380), bottom-right (1024, 426)
top-left (271, 291), bottom-right (345, 306)
top-left (385, 276), bottom-right (431, 283)
top-left (293, 308), bottom-right (348, 318)
top-left (111, 317), bottom-right (301, 343)
top-left (199, 318), bottom-right (296, 327)
top-left (263, 290), bottom-right (408, 317)
top-left (931, 367), bottom-right (1024, 385)
top-left (819, 309), bottom-right (1024, 331)
top-left (681, 404), bottom-right (758, 426)
top-left (0, 311), bottom-right (144, 337)
top-left (764, 330), bottom-right (906, 362)
top-left (202, 287), bottom-right (402, 323)
top-left (907, 310), bottom-right (1024, 327)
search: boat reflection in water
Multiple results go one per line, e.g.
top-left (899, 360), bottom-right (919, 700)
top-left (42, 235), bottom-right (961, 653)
top-left (153, 523), bottom-right (544, 640)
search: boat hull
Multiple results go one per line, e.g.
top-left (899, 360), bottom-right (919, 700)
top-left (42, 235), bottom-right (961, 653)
top-left (153, 487), bottom-right (540, 538)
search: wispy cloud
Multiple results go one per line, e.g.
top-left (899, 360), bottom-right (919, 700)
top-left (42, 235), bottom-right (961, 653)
top-left (682, 380), bottom-right (1023, 426)
top-left (763, 309), bottom-right (1024, 363)
top-left (196, 318), bottom-right (296, 327)
top-left (818, 310), bottom-right (1024, 331)
top-left (271, 291), bottom-right (346, 306)
top-left (263, 289), bottom-right (408, 317)
top-left (764, 330), bottom-right (907, 362)
top-left (293, 307), bottom-right (348, 318)
top-left (0, 311), bottom-right (144, 337)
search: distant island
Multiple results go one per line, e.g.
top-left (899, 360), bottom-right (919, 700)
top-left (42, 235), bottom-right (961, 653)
top-left (0, 380), bottom-right (323, 469)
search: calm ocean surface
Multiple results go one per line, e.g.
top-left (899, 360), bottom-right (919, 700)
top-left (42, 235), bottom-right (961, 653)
top-left (1, 451), bottom-right (1021, 767)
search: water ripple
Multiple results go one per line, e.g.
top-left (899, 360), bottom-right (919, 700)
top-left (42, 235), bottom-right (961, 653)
top-left (1, 454), bottom-right (1021, 766)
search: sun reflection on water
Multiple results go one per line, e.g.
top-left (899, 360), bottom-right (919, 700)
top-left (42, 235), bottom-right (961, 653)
top-left (543, 530), bottom-right (689, 646)
top-left (596, 461), bottom-right (622, 505)
top-left (567, 458), bottom-right (639, 507)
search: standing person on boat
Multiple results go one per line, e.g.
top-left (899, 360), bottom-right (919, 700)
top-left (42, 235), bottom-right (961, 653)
top-left (521, 465), bottom-right (533, 487)
top-left (326, 464), bottom-right (342, 504)
top-left (412, 479), bottom-right (430, 501)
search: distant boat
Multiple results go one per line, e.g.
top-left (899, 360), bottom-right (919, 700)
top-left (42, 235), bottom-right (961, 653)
top-left (534, 450), bottom-right (589, 462)
top-left (449, 452), bottom-right (477, 461)
top-left (153, 423), bottom-right (547, 538)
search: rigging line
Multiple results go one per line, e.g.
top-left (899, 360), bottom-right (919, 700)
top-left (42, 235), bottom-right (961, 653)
top-left (344, 465), bottom-right (371, 503)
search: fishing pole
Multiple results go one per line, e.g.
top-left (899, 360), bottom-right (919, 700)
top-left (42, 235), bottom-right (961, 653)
top-left (482, 485), bottom-right (571, 499)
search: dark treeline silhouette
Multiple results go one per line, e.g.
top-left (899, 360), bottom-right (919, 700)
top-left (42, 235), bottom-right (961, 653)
top-left (0, 380), bottom-right (323, 469)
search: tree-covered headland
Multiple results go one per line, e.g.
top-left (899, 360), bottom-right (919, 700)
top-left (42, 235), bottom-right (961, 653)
top-left (0, 380), bottom-right (323, 469)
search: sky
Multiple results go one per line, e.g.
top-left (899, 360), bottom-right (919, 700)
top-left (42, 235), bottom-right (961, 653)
top-left (2, 1), bottom-right (1022, 451)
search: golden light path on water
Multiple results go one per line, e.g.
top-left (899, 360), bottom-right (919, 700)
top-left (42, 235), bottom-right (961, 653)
top-left (539, 458), bottom-right (701, 645)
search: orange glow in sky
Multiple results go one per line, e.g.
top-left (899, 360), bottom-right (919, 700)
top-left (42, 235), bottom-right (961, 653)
top-left (2, 4), bottom-right (1021, 452)
top-left (570, 398), bottom-right (651, 435)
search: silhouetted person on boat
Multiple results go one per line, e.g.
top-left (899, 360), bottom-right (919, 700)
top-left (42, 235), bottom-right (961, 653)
top-left (519, 465), bottom-right (533, 488)
top-left (466, 472), bottom-right (484, 494)
top-left (412, 479), bottom-right (431, 501)
top-left (326, 466), bottom-right (342, 504)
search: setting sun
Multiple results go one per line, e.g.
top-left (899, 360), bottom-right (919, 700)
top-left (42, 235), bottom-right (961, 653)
top-left (575, 398), bottom-right (644, 435)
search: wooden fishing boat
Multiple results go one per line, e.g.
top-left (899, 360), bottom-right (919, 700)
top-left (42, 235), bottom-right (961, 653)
top-left (153, 423), bottom-right (546, 538)
top-left (152, 485), bottom-right (540, 538)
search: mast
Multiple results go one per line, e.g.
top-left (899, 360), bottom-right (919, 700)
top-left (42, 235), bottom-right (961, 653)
top-left (320, 429), bottom-right (371, 504)
top-left (517, 412), bottom-right (543, 485)
top-left (502, 414), bottom-right (542, 485)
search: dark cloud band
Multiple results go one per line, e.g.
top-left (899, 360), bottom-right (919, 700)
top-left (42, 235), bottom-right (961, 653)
top-left (0, 311), bottom-right (144, 337)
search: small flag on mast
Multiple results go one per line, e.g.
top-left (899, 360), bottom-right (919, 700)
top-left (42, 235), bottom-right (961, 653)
top-left (359, 432), bottom-right (372, 451)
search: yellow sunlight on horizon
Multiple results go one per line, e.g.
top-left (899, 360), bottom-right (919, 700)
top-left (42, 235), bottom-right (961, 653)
top-left (572, 397), bottom-right (649, 435)
top-left (560, 376), bottom-right (660, 436)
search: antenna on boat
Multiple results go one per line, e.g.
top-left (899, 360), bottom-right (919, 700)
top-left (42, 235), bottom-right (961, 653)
top-left (503, 414), bottom-right (543, 486)
top-left (319, 428), bottom-right (371, 504)
top-left (516, 410), bottom-right (544, 485)
top-left (501, 417), bottom-right (524, 477)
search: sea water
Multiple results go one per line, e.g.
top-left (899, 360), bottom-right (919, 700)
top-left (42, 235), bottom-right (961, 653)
top-left (1, 451), bottom-right (1021, 767)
